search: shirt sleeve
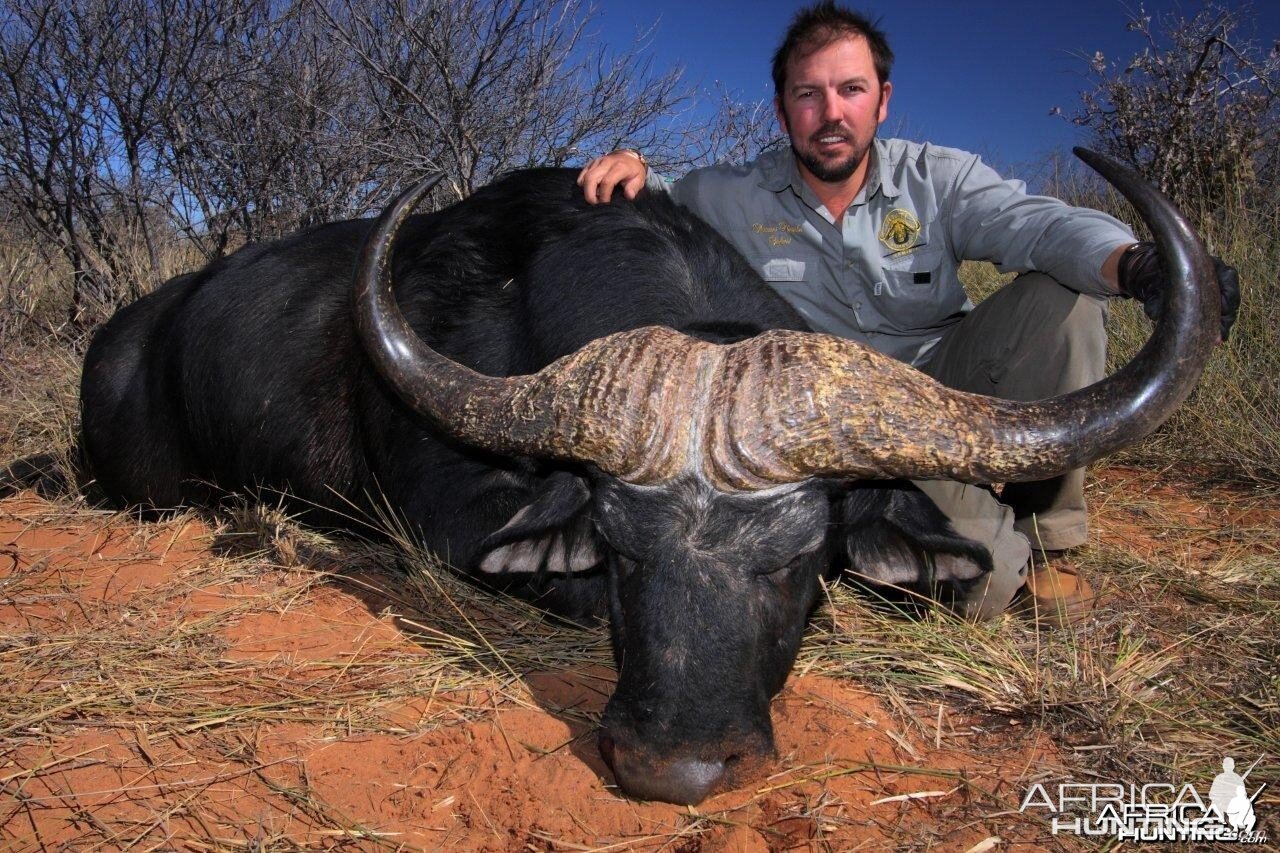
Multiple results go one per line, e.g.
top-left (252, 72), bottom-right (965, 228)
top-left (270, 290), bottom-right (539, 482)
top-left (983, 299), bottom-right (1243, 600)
top-left (941, 153), bottom-right (1135, 297)
top-left (643, 167), bottom-right (675, 195)
top-left (662, 167), bottom-right (731, 223)
top-left (650, 168), bottom-right (710, 220)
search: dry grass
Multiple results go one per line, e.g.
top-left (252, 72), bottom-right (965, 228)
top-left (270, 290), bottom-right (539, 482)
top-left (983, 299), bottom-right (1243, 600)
top-left (0, 220), bottom-right (205, 346)
top-left (0, 494), bottom-right (617, 847)
top-left (2, 456), bottom-right (1276, 847)
top-left (802, 470), bottom-right (1280, 782)
top-left (0, 341), bottom-right (79, 467)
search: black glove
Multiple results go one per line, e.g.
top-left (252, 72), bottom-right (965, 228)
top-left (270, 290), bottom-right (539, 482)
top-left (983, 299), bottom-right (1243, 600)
top-left (1117, 241), bottom-right (1240, 342)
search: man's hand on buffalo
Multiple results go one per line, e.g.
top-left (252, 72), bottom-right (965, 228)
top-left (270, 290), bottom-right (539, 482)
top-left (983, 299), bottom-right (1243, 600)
top-left (1118, 241), bottom-right (1241, 342)
top-left (577, 149), bottom-right (648, 204)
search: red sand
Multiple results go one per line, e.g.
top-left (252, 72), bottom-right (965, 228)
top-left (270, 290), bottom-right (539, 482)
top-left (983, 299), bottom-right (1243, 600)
top-left (0, 493), bottom-right (1100, 849)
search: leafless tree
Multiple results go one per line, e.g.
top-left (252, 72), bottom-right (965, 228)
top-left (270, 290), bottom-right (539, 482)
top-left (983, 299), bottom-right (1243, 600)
top-left (152, 1), bottom-right (379, 256)
top-left (0, 0), bottom-right (228, 328)
top-left (317, 0), bottom-right (706, 200)
top-left (683, 83), bottom-right (784, 170)
top-left (1070, 2), bottom-right (1278, 212)
top-left (2, 0), bottom-right (118, 327)
top-left (1, 0), bottom-right (778, 338)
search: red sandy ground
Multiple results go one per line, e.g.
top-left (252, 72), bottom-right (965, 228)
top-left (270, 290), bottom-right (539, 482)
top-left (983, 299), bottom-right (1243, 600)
top-left (13, 466), bottom-right (1266, 849)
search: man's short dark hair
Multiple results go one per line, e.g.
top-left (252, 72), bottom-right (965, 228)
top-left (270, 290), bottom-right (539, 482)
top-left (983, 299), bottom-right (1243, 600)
top-left (771, 2), bottom-right (894, 96)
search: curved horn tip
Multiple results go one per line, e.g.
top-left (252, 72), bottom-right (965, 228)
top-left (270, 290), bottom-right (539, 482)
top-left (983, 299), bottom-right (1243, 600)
top-left (418, 171), bottom-right (446, 194)
top-left (1071, 145), bottom-right (1098, 162)
top-left (395, 172), bottom-right (447, 214)
top-left (1073, 147), bottom-right (1134, 181)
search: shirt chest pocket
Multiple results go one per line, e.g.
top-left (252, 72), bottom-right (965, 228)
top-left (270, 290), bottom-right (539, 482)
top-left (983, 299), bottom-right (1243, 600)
top-left (874, 245), bottom-right (965, 332)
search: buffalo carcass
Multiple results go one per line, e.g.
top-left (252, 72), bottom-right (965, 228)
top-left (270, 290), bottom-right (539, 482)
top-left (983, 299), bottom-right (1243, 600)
top-left (80, 150), bottom-right (1218, 805)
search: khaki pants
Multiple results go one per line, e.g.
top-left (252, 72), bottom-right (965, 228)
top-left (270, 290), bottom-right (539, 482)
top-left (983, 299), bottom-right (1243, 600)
top-left (915, 273), bottom-right (1108, 620)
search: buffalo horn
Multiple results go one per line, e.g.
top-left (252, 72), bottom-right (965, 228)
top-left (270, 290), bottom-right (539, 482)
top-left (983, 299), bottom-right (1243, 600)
top-left (353, 174), bottom-right (699, 483)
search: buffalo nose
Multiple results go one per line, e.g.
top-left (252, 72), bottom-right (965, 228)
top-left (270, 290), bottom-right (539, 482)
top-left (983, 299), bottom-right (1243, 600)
top-left (598, 733), bottom-right (733, 805)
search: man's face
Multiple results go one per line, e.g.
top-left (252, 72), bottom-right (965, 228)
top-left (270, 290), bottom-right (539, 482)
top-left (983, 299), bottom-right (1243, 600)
top-left (774, 35), bottom-right (891, 184)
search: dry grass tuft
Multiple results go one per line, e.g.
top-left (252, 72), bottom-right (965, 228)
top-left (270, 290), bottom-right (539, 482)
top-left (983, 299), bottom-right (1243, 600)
top-left (0, 340), bottom-right (81, 496)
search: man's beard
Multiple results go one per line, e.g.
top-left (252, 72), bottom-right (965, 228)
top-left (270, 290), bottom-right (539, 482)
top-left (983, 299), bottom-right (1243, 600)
top-left (790, 122), bottom-right (874, 183)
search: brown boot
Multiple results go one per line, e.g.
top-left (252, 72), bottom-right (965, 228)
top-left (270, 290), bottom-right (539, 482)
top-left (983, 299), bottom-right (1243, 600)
top-left (1011, 549), bottom-right (1097, 627)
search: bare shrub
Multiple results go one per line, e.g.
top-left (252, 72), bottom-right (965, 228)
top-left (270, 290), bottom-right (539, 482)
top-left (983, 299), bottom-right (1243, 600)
top-left (0, 0), bottom-right (253, 331)
top-left (1058, 3), bottom-right (1280, 483)
top-left (0, 0), bottom-right (770, 340)
top-left (1069, 2), bottom-right (1278, 214)
top-left (316, 0), bottom-right (702, 201)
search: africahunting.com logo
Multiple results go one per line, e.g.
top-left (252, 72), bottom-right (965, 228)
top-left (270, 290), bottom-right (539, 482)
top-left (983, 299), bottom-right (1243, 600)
top-left (1019, 756), bottom-right (1268, 843)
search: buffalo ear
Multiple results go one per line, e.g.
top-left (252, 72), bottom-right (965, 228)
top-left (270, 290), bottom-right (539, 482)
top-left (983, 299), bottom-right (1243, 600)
top-left (840, 482), bottom-right (992, 588)
top-left (475, 471), bottom-right (603, 575)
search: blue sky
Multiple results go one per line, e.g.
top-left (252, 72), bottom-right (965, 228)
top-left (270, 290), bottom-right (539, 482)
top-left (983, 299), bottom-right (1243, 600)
top-left (590, 1), bottom-right (1278, 179)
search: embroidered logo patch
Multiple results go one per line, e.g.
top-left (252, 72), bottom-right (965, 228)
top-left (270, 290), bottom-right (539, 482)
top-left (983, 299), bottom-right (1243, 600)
top-left (878, 208), bottom-right (921, 254)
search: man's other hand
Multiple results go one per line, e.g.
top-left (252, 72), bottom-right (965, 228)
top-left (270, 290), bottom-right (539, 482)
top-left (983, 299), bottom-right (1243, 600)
top-left (1118, 241), bottom-right (1241, 342)
top-left (577, 150), bottom-right (648, 204)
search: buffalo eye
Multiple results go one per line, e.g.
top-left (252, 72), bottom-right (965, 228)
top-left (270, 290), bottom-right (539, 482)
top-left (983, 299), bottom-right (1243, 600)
top-left (756, 552), bottom-right (811, 582)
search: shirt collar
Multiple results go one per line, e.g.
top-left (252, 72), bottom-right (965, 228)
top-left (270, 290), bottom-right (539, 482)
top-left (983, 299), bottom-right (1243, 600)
top-left (757, 138), bottom-right (901, 202)
top-left (859, 139), bottom-right (901, 202)
top-left (757, 146), bottom-right (795, 193)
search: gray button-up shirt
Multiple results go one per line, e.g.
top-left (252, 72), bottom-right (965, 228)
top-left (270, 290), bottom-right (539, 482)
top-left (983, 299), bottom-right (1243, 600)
top-left (649, 138), bottom-right (1134, 366)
